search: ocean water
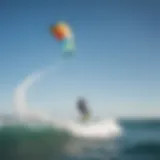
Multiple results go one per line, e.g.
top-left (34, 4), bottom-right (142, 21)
top-left (0, 119), bottom-right (160, 160)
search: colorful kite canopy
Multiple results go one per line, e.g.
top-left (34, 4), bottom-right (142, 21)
top-left (50, 22), bottom-right (75, 57)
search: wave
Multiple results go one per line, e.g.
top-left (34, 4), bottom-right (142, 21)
top-left (0, 120), bottom-right (122, 160)
top-left (9, 57), bottom-right (123, 159)
top-left (124, 141), bottom-right (160, 155)
top-left (121, 119), bottom-right (160, 130)
top-left (0, 124), bottom-right (71, 160)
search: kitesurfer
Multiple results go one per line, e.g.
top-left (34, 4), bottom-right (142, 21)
top-left (76, 97), bottom-right (90, 122)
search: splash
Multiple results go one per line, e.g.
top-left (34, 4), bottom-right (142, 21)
top-left (65, 119), bottom-right (122, 138)
top-left (13, 70), bottom-right (43, 114)
top-left (13, 59), bottom-right (64, 122)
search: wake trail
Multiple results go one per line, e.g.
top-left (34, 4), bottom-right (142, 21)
top-left (13, 58), bottom-right (65, 122)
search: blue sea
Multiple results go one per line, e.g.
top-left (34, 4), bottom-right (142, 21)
top-left (0, 119), bottom-right (160, 160)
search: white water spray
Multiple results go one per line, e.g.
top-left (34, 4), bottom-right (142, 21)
top-left (13, 71), bottom-right (43, 115)
top-left (13, 59), bottom-right (64, 122)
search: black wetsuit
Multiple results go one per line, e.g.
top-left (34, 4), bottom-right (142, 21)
top-left (76, 98), bottom-right (89, 116)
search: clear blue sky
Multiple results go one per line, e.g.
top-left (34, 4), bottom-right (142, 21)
top-left (0, 0), bottom-right (160, 118)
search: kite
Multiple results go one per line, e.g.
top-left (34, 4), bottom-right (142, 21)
top-left (50, 22), bottom-right (75, 58)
